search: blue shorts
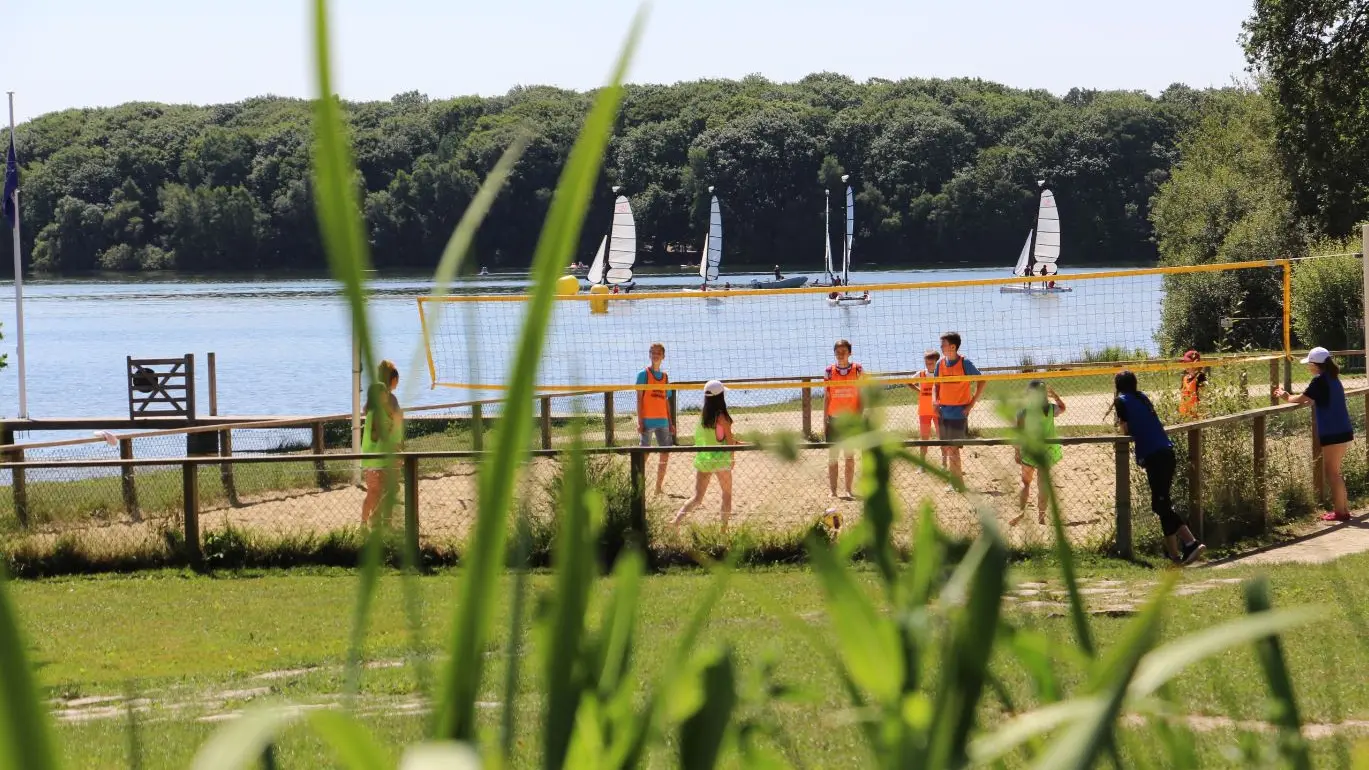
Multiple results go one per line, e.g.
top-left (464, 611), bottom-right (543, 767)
top-left (640, 427), bottom-right (673, 447)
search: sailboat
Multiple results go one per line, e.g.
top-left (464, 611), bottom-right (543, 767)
top-left (1001, 183), bottom-right (1070, 294)
top-left (585, 187), bottom-right (637, 291)
top-left (829, 175), bottom-right (871, 306)
top-left (813, 187), bottom-right (839, 287)
top-left (685, 188), bottom-right (726, 293)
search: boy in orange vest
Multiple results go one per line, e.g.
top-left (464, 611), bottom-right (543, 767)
top-left (824, 339), bottom-right (864, 498)
top-left (907, 349), bottom-right (941, 466)
top-left (1178, 350), bottom-right (1206, 420)
top-left (636, 342), bottom-right (675, 495)
top-left (933, 331), bottom-right (985, 485)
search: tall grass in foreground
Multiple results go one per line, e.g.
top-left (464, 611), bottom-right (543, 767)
top-left (0, 2), bottom-right (1358, 769)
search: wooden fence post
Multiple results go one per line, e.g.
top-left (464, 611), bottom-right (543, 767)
top-left (604, 391), bottom-right (616, 447)
top-left (629, 449), bottom-right (648, 555)
top-left (1, 426), bottom-right (26, 528)
top-left (801, 378), bottom-right (813, 438)
top-left (472, 404), bottom-right (484, 452)
top-left (1187, 428), bottom-right (1203, 541)
top-left (311, 422), bottom-right (329, 490)
top-left (219, 429), bottom-right (239, 506)
top-left (1269, 359), bottom-right (1280, 406)
top-left (540, 396), bottom-right (553, 450)
top-left (1283, 357), bottom-right (1292, 396)
top-left (403, 455), bottom-right (420, 568)
top-left (119, 439), bottom-right (140, 521)
top-left (1253, 414), bottom-right (1268, 532)
top-left (1312, 418), bottom-right (1325, 504)
top-left (1114, 440), bottom-right (1132, 560)
top-left (183, 462), bottom-right (201, 565)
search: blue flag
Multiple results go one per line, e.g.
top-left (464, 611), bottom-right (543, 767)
top-left (3, 134), bottom-right (17, 229)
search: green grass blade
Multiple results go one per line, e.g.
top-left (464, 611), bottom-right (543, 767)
top-left (968, 698), bottom-right (1102, 765)
top-left (859, 439), bottom-right (900, 591)
top-left (596, 548), bottom-right (644, 696)
top-left (678, 648), bottom-right (739, 770)
top-left (499, 517), bottom-right (534, 762)
top-left (1243, 576), bottom-right (1311, 770)
top-left (807, 535), bottom-right (904, 705)
top-left (191, 708), bottom-right (303, 770)
top-left (1127, 607), bottom-right (1319, 701)
top-left (0, 571), bottom-right (59, 770)
top-left (432, 9), bottom-right (646, 742)
top-left (1040, 465), bottom-right (1094, 658)
top-left (543, 446), bottom-right (599, 770)
top-left (307, 710), bottom-right (391, 770)
top-left (398, 743), bottom-right (481, 770)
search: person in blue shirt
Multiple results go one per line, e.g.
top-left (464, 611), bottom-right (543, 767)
top-left (1275, 346), bottom-right (1355, 522)
top-left (1113, 370), bottom-right (1206, 566)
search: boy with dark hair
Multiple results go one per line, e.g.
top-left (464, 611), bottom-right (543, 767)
top-left (1114, 370), bottom-right (1206, 565)
top-left (933, 331), bottom-right (985, 485)
top-left (824, 339), bottom-right (863, 499)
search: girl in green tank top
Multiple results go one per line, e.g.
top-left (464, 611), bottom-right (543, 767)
top-left (361, 361), bottom-right (404, 526)
top-left (1012, 381), bottom-right (1066, 527)
top-left (672, 381), bottom-right (737, 533)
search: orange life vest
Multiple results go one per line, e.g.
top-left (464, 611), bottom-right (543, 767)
top-left (937, 357), bottom-right (973, 406)
top-left (1179, 371), bottom-right (1202, 419)
top-left (640, 368), bottom-right (669, 420)
top-left (825, 363), bottom-right (863, 416)
top-left (915, 372), bottom-right (937, 417)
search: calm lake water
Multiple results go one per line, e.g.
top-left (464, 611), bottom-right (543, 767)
top-left (0, 265), bottom-right (1161, 422)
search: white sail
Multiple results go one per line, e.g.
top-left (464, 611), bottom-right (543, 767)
top-left (587, 236), bottom-right (607, 285)
top-left (1012, 230), bottom-right (1033, 277)
top-left (606, 195), bottom-right (636, 285)
top-left (1031, 189), bottom-right (1060, 276)
top-left (843, 183), bottom-right (854, 283)
top-left (699, 195), bottom-right (722, 283)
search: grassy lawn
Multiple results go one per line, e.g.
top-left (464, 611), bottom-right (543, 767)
top-left (11, 551), bottom-right (1369, 768)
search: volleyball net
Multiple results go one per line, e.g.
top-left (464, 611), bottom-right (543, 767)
top-left (416, 260), bottom-right (1295, 431)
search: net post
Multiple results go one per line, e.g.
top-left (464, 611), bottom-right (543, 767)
top-left (311, 421), bottom-right (329, 490)
top-left (1, 426), bottom-right (27, 528)
top-left (801, 379), bottom-right (813, 438)
top-left (668, 389), bottom-right (678, 432)
top-left (1187, 428), bottom-right (1203, 542)
top-left (540, 396), bottom-right (553, 450)
top-left (1113, 439), bottom-right (1132, 560)
top-left (1253, 414), bottom-right (1268, 532)
top-left (403, 454), bottom-right (420, 567)
top-left (120, 438), bottom-right (140, 521)
top-left (604, 392), bottom-right (615, 447)
top-left (1268, 359), bottom-right (1280, 406)
top-left (182, 461), bottom-right (201, 566)
top-left (472, 403), bottom-right (484, 451)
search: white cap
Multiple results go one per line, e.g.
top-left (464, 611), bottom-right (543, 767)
top-left (703, 379), bottom-right (726, 396)
top-left (1302, 347), bottom-right (1331, 364)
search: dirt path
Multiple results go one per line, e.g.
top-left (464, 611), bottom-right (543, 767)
top-left (1211, 513), bottom-right (1369, 567)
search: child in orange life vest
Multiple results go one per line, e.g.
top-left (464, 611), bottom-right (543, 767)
top-left (907, 350), bottom-right (941, 466)
top-left (636, 343), bottom-right (675, 495)
top-left (1178, 350), bottom-right (1206, 420)
top-left (824, 339), bottom-right (864, 499)
top-left (933, 331), bottom-right (985, 486)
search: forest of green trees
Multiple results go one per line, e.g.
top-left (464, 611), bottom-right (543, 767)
top-left (1, 76), bottom-right (1216, 275)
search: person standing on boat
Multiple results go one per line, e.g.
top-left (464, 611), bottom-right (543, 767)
top-left (773, 265), bottom-right (784, 280)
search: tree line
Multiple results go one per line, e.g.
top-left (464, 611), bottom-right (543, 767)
top-left (1, 76), bottom-right (1218, 275)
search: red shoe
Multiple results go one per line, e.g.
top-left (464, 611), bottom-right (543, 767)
top-left (1321, 512), bottom-right (1351, 522)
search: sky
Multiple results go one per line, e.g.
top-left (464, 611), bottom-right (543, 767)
top-left (2, 0), bottom-right (1256, 124)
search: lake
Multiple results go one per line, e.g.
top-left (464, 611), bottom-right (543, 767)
top-left (0, 265), bottom-right (1161, 422)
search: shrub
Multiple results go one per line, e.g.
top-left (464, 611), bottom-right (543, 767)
top-left (1291, 249), bottom-right (1363, 352)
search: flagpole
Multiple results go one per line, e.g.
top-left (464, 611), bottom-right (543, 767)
top-left (7, 92), bottom-right (26, 419)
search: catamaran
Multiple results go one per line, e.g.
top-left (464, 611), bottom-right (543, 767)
top-left (1001, 183), bottom-right (1070, 294)
top-left (585, 188), bottom-right (637, 291)
top-left (829, 175), bottom-right (870, 306)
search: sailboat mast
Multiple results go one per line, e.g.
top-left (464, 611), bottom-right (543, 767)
top-left (603, 185), bottom-right (619, 285)
top-left (841, 175), bottom-right (852, 287)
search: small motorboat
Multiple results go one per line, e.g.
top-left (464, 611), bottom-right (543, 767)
top-left (749, 275), bottom-right (809, 290)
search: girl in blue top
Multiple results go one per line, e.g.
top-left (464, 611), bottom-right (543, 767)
top-left (1114, 371), bottom-right (1206, 565)
top-left (1275, 347), bottom-right (1354, 522)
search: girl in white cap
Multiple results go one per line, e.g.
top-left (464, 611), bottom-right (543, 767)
top-left (672, 380), bottom-right (737, 532)
top-left (1275, 347), bottom-right (1354, 522)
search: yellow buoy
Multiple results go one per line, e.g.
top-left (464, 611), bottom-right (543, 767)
top-left (589, 283), bottom-right (610, 314)
top-left (555, 274), bottom-right (580, 296)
